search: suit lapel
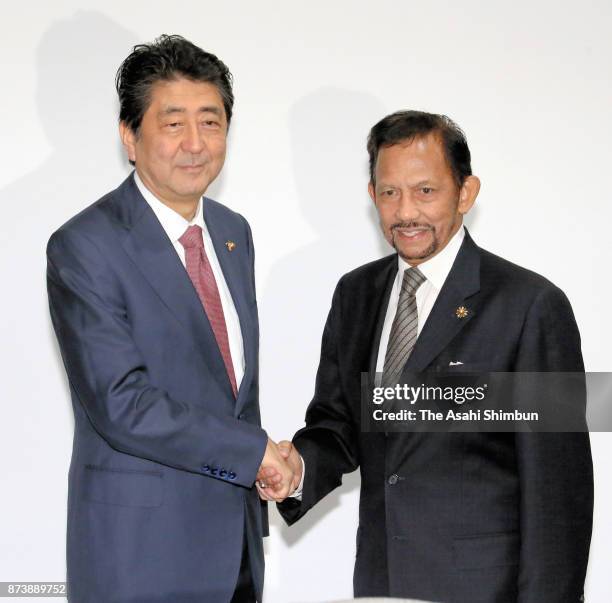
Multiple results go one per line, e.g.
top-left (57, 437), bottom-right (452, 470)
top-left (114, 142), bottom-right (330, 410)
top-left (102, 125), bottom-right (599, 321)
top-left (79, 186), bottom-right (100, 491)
top-left (368, 257), bottom-right (398, 378)
top-left (202, 199), bottom-right (255, 414)
top-left (116, 175), bottom-right (234, 399)
top-left (401, 230), bottom-right (481, 374)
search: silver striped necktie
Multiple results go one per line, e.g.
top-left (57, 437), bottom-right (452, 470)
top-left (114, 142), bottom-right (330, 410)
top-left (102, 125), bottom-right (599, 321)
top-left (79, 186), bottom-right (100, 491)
top-left (382, 267), bottom-right (426, 387)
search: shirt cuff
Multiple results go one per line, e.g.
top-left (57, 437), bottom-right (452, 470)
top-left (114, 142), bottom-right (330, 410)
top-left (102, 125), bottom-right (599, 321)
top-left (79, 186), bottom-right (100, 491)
top-left (288, 454), bottom-right (305, 500)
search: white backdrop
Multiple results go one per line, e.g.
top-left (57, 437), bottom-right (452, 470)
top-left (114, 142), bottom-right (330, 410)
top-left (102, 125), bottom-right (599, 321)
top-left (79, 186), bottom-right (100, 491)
top-left (1, 1), bottom-right (611, 601)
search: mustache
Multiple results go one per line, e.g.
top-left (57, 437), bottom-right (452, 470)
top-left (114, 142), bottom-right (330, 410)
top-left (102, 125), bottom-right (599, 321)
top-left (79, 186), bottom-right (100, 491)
top-left (390, 222), bottom-right (434, 232)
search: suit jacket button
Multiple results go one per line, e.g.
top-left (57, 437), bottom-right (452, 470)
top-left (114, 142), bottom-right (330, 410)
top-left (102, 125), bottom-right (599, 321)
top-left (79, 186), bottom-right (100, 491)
top-left (219, 470), bottom-right (227, 478)
top-left (202, 465), bottom-right (210, 473)
top-left (228, 472), bottom-right (237, 480)
top-left (238, 413), bottom-right (245, 420)
top-left (388, 474), bottom-right (399, 485)
top-left (210, 467), bottom-right (218, 476)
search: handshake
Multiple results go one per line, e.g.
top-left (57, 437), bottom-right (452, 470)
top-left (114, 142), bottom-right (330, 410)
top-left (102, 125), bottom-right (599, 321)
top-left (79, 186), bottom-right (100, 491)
top-left (256, 439), bottom-right (303, 502)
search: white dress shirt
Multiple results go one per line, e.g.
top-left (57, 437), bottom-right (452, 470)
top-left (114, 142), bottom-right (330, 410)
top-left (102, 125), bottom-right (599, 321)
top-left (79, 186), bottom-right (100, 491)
top-left (134, 171), bottom-right (245, 389)
top-left (375, 225), bottom-right (465, 372)
top-left (292, 225), bottom-right (466, 499)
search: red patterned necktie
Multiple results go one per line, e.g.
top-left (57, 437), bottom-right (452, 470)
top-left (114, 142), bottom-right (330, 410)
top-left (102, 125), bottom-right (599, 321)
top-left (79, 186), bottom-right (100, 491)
top-left (179, 224), bottom-right (238, 398)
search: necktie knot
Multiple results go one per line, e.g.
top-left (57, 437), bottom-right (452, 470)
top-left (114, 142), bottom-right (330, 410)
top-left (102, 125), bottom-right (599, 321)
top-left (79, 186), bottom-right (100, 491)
top-left (401, 267), bottom-right (426, 296)
top-left (179, 225), bottom-right (204, 250)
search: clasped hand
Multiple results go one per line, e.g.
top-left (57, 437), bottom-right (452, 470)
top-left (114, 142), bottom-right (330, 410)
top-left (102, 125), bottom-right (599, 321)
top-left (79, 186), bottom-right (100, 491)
top-left (256, 439), bottom-right (302, 502)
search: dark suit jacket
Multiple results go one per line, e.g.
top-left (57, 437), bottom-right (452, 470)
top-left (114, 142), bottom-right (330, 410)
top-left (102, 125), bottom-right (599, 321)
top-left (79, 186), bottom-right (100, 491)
top-left (278, 229), bottom-right (593, 603)
top-left (46, 173), bottom-right (268, 603)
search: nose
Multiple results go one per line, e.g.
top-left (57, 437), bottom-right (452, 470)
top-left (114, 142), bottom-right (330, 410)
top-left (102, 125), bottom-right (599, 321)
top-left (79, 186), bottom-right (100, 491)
top-left (181, 121), bottom-right (205, 155)
top-left (395, 191), bottom-right (420, 223)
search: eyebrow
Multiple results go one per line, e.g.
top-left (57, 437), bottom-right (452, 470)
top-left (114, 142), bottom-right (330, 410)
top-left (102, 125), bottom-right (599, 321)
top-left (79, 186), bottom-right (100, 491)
top-left (158, 105), bottom-right (223, 117)
top-left (375, 179), bottom-right (434, 189)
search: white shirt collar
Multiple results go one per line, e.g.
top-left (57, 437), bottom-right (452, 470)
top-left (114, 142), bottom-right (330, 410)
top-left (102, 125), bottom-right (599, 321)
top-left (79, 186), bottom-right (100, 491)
top-left (397, 225), bottom-right (465, 291)
top-left (133, 170), bottom-right (205, 243)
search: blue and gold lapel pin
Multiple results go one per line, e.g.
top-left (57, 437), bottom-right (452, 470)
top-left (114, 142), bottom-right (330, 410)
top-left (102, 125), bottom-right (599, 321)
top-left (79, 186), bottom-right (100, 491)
top-left (225, 240), bottom-right (236, 252)
top-left (455, 306), bottom-right (469, 319)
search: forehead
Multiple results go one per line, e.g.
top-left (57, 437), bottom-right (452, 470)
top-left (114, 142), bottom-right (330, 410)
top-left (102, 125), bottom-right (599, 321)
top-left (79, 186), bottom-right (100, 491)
top-left (146, 77), bottom-right (225, 116)
top-left (375, 133), bottom-right (451, 181)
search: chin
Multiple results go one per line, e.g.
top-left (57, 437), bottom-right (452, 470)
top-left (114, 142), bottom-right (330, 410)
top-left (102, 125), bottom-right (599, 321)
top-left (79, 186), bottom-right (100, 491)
top-left (397, 242), bottom-right (437, 262)
top-left (174, 180), bottom-right (209, 197)
top-left (392, 232), bottom-right (436, 261)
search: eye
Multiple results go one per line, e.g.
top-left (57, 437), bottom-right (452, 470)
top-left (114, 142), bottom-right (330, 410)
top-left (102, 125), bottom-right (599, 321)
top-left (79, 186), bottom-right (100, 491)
top-left (166, 122), bottom-right (182, 129)
top-left (421, 187), bottom-right (433, 194)
top-left (202, 120), bottom-right (220, 128)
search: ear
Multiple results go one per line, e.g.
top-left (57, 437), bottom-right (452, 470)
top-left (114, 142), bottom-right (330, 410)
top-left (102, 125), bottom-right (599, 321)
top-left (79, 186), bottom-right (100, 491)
top-left (368, 181), bottom-right (376, 205)
top-left (458, 175), bottom-right (481, 215)
top-left (119, 121), bottom-right (137, 164)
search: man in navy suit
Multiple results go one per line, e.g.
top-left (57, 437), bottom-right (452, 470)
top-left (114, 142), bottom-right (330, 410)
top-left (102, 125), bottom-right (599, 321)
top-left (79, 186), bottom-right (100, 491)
top-left (46, 35), bottom-right (293, 602)
top-left (259, 111), bottom-right (593, 602)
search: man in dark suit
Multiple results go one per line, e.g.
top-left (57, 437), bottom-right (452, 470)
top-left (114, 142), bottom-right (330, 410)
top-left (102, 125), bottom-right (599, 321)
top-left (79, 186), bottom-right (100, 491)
top-left (259, 111), bottom-right (593, 602)
top-left (46, 35), bottom-right (294, 603)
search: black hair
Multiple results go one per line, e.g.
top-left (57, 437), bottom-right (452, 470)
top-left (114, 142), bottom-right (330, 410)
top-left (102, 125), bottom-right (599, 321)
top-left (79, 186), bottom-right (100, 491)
top-left (116, 34), bottom-right (234, 134)
top-left (367, 110), bottom-right (472, 187)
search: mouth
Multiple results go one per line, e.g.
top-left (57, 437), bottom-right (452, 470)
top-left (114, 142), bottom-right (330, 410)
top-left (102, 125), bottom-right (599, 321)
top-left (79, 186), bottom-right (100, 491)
top-left (393, 227), bottom-right (432, 241)
top-left (178, 164), bottom-right (206, 172)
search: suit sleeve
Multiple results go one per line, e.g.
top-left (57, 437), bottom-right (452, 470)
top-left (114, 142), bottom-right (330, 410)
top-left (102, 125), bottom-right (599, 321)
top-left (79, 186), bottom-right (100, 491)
top-left (277, 278), bottom-right (360, 524)
top-left (46, 227), bottom-right (267, 488)
top-left (513, 285), bottom-right (593, 602)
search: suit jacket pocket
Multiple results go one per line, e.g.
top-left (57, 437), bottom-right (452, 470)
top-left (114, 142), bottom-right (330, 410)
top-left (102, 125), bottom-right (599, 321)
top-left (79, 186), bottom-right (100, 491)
top-left (83, 464), bottom-right (163, 508)
top-left (453, 532), bottom-right (520, 570)
top-left (435, 362), bottom-right (492, 373)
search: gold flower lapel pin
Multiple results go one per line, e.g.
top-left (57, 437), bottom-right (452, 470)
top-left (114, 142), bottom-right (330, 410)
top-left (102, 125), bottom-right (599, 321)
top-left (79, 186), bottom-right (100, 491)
top-left (225, 240), bottom-right (236, 252)
top-left (455, 306), bottom-right (469, 319)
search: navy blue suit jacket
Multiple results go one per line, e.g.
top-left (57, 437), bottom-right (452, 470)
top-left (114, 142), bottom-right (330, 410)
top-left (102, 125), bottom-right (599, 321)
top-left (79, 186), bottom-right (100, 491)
top-left (47, 173), bottom-right (268, 602)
